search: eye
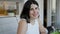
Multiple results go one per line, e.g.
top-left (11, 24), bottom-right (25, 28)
top-left (35, 7), bottom-right (39, 10)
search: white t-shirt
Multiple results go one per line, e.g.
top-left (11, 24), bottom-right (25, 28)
top-left (26, 19), bottom-right (40, 34)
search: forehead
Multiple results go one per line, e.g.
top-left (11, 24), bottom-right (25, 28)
top-left (30, 4), bottom-right (38, 8)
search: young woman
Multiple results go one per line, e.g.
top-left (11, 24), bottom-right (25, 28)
top-left (17, 0), bottom-right (48, 34)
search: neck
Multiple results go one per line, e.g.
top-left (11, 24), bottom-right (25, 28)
top-left (30, 18), bottom-right (37, 24)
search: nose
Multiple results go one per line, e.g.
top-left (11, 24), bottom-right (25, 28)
top-left (33, 9), bottom-right (37, 13)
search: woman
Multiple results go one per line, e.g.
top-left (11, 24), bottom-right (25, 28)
top-left (17, 0), bottom-right (48, 34)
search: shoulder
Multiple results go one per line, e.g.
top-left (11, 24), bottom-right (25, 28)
top-left (17, 19), bottom-right (28, 33)
top-left (19, 19), bottom-right (27, 23)
top-left (18, 19), bottom-right (27, 27)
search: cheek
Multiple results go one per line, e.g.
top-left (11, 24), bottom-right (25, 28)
top-left (35, 11), bottom-right (39, 15)
top-left (37, 12), bottom-right (39, 15)
top-left (29, 11), bottom-right (33, 16)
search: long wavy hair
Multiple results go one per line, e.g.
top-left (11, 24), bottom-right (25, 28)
top-left (20, 0), bottom-right (39, 23)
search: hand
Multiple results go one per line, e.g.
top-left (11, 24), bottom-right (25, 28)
top-left (41, 28), bottom-right (48, 34)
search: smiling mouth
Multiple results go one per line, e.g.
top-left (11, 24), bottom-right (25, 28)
top-left (33, 14), bottom-right (38, 17)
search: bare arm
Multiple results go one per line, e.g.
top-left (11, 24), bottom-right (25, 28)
top-left (17, 19), bottom-right (27, 34)
top-left (38, 18), bottom-right (48, 34)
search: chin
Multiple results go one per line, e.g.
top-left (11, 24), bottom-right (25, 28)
top-left (33, 16), bottom-right (38, 19)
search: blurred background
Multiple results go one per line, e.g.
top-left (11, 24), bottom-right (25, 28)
top-left (0, 0), bottom-right (60, 34)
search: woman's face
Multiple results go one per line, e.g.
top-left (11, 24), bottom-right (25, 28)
top-left (29, 4), bottom-right (39, 19)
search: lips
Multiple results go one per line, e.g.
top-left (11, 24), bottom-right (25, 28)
top-left (33, 13), bottom-right (38, 17)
